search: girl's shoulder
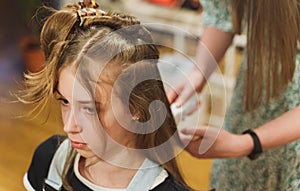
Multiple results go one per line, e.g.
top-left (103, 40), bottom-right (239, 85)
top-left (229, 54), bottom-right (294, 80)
top-left (25, 135), bottom-right (67, 190)
top-left (30, 135), bottom-right (67, 169)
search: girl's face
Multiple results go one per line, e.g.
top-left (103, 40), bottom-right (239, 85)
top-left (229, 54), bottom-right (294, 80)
top-left (57, 66), bottom-right (136, 159)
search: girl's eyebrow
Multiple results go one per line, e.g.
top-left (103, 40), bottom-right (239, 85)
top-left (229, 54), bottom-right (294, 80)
top-left (56, 90), bottom-right (64, 97)
top-left (56, 89), bottom-right (98, 104)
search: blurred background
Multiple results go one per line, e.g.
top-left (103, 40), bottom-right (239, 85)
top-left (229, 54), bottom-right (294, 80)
top-left (0, 0), bottom-right (244, 190)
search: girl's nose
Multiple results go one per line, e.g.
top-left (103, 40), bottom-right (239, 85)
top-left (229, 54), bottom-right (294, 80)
top-left (63, 110), bottom-right (82, 133)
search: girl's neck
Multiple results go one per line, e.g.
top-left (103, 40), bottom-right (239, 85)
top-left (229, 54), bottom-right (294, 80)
top-left (79, 153), bottom-right (145, 188)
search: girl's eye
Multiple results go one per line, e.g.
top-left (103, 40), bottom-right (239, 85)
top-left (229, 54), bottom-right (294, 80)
top-left (57, 98), bottom-right (69, 106)
top-left (83, 106), bottom-right (96, 115)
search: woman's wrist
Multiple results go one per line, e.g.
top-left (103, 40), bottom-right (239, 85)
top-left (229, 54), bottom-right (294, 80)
top-left (242, 129), bottom-right (263, 159)
top-left (218, 131), bottom-right (254, 158)
top-left (190, 67), bottom-right (207, 93)
top-left (233, 133), bottom-right (254, 158)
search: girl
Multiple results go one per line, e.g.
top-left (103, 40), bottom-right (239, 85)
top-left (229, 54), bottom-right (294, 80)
top-left (20, 1), bottom-right (190, 190)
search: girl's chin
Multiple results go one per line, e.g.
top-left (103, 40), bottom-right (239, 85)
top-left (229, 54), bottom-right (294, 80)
top-left (77, 149), bottom-right (96, 159)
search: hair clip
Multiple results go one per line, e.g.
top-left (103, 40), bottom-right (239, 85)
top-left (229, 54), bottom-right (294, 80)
top-left (78, 0), bottom-right (99, 9)
top-left (77, 0), bottom-right (106, 26)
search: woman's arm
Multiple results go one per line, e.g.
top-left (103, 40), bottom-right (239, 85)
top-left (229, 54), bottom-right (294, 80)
top-left (181, 105), bottom-right (300, 158)
top-left (200, 27), bottom-right (234, 63)
top-left (255, 105), bottom-right (300, 151)
top-left (167, 27), bottom-right (234, 106)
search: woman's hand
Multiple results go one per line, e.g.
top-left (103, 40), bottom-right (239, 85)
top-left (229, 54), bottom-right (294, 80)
top-left (167, 68), bottom-right (205, 107)
top-left (180, 126), bottom-right (253, 158)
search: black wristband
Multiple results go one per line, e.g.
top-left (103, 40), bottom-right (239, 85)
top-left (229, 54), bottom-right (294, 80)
top-left (242, 129), bottom-right (262, 160)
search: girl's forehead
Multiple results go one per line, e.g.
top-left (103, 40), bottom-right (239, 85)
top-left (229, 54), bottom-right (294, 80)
top-left (75, 58), bottom-right (121, 79)
top-left (60, 59), bottom-right (124, 95)
top-left (58, 66), bottom-right (92, 101)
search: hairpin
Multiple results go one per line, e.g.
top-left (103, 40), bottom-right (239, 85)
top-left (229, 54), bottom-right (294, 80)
top-left (77, 0), bottom-right (106, 26)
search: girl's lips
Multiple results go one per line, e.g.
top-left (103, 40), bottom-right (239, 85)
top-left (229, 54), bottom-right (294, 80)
top-left (70, 140), bottom-right (87, 149)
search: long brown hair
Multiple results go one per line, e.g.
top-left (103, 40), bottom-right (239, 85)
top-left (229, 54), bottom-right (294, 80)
top-left (231, 0), bottom-right (300, 110)
top-left (19, 4), bottom-right (190, 190)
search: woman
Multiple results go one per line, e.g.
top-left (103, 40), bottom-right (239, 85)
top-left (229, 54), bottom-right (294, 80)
top-left (168, 0), bottom-right (300, 190)
top-left (19, 1), bottom-right (190, 190)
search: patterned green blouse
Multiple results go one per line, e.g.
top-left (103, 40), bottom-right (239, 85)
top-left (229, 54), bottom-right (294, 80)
top-left (201, 0), bottom-right (300, 190)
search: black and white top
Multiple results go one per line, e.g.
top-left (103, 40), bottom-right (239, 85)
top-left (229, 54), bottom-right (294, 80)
top-left (23, 135), bottom-right (189, 191)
